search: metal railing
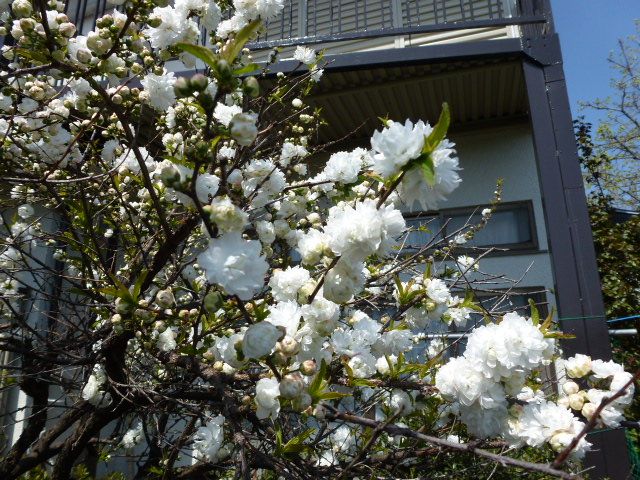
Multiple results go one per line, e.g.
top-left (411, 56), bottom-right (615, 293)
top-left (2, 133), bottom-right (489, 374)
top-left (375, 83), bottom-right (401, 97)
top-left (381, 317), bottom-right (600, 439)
top-left (250, 0), bottom-right (553, 49)
top-left (56, 0), bottom-right (552, 50)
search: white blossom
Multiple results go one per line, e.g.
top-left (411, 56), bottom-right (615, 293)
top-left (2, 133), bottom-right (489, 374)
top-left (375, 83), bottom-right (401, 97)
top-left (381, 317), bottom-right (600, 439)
top-left (293, 46), bottom-right (316, 65)
top-left (121, 422), bottom-right (143, 449)
top-left (208, 196), bottom-right (248, 232)
top-left (145, 6), bottom-right (199, 50)
top-left (269, 266), bottom-right (311, 302)
top-left (255, 377), bottom-right (280, 420)
top-left (213, 103), bottom-right (243, 127)
top-left (564, 354), bottom-right (592, 379)
top-left (193, 415), bottom-right (225, 462)
top-left (370, 119), bottom-right (428, 178)
top-left (156, 327), bottom-right (177, 352)
top-left (396, 138), bottom-right (461, 210)
top-left (198, 233), bottom-right (268, 300)
top-left (324, 199), bottom-right (405, 261)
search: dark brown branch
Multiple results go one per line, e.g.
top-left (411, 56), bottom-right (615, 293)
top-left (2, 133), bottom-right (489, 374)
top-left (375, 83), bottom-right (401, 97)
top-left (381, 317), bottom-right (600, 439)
top-left (324, 408), bottom-right (581, 480)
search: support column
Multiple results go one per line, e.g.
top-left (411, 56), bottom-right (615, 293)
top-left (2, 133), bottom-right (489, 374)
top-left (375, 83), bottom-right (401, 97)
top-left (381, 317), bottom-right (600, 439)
top-left (522, 34), bottom-right (631, 479)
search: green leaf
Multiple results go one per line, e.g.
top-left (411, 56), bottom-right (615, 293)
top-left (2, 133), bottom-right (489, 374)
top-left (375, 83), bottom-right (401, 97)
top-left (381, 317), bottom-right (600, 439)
top-left (528, 298), bottom-right (540, 325)
top-left (132, 270), bottom-right (148, 301)
top-left (16, 48), bottom-right (49, 63)
top-left (317, 391), bottom-right (351, 401)
top-left (423, 102), bottom-right (451, 154)
top-left (544, 331), bottom-right (576, 339)
top-left (541, 306), bottom-right (556, 332)
top-left (175, 43), bottom-right (218, 69)
top-left (351, 378), bottom-right (377, 387)
top-left (411, 103), bottom-right (450, 186)
top-left (423, 261), bottom-right (432, 281)
top-left (308, 359), bottom-right (328, 398)
top-left (420, 157), bottom-right (436, 187)
top-left (234, 63), bottom-right (260, 75)
top-left (277, 428), bottom-right (315, 456)
top-left (221, 19), bottom-right (262, 63)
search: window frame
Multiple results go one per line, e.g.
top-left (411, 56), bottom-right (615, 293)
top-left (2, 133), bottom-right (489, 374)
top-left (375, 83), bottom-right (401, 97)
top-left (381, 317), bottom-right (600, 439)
top-left (403, 200), bottom-right (540, 256)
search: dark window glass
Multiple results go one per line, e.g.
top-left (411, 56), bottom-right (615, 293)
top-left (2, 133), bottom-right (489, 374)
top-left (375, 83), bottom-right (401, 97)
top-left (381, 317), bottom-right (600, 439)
top-left (445, 204), bottom-right (532, 247)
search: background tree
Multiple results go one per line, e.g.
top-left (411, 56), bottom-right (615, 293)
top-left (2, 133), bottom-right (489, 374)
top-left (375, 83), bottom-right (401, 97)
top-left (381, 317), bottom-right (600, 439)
top-left (575, 19), bottom-right (640, 473)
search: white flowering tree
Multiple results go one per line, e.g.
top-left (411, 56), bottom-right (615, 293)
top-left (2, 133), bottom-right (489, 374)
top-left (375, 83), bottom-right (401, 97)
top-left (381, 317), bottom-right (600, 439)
top-left (0, 1), bottom-right (637, 479)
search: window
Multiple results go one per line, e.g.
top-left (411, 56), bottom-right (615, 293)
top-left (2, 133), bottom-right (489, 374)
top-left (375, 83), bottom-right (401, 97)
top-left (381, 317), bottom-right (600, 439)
top-left (403, 201), bottom-right (538, 254)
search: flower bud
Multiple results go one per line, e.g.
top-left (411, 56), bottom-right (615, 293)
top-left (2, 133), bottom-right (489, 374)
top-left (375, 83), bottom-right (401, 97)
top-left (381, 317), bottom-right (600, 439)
top-left (59, 22), bottom-right (76, 37)
top-left (230, 113), bottom-right (258, 147)
top-left (292, 392), bottom-right (312, 411)
top-left (12, 0), bottom-right (32, 18)
top-left (279, 373), bottom-right (304, 399)
top-left (190, 73), bottom-right (208, 92)
top-left (313, 404), bottom-right (326, 420)
top-left (568, 393), bottom-right (585, 411)
top-left (242, 321), bottom-right (283, 359)
top-left (292, 98), bottom-right (303, 108)
top-left (424, 300), bottom-right (437, 312)
top-left (134, 308), bottom-right (151, 320)
top-left (242, 76), bottom-right (259, 98)
top-left (276, 336), bottom-right (299, 357)
top-left (147, 15), bottom-right (162, 28)
top-left (115, 297), bottom-right (131, 314)
top-left (158, 164), bottom-right (180, 187)
top-left (214, 59), bottom-right (232, 81)
top-left (155, 289), bottom-right (175, 308)
top-left (19, 18), bottom-right (35, 32)
top-left (562, 381), bottom-right (580, 396)
top-left (300, 359), bottom-right (317, 376)
top-left (565, 354), bottom-right (592, 379)
top-left (76, 48), bottom-right (92, 64)
top-left (581, 402), bottom-right (597, 420)
top-left (549, 432), bottom-right (572, 452)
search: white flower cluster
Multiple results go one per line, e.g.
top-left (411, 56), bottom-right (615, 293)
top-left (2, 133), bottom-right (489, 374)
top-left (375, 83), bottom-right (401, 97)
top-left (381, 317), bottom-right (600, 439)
top-left (2, 5), bottom-right (636, 475)
top-left (557, 355), bottom-right (635, 428)
top-left (434, 313), bottom-right (612, 460)
top-left (121, 422), bottom-right (144, 449)
top-left (193, 415), bottom-right (226, 462)
top-left (370, 120), bottom-right (462, 210)
top-left (81, 364), bottom-right (112, 406)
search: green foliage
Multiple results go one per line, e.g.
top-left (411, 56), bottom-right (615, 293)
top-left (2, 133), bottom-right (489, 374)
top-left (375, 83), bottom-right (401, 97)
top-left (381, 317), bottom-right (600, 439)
top-left (576, 117), bottom-right (640, 465)
top-left (581, 21), bottom-right (640, 209)
top-left (419, 102), bottom-right (450, 186)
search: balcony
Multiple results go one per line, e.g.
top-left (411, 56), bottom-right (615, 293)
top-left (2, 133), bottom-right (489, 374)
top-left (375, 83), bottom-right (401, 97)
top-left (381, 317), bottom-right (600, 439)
top-left (63, 0), bottom-right (553, 55)
top-left (252, 0), bottom-right (552, 50)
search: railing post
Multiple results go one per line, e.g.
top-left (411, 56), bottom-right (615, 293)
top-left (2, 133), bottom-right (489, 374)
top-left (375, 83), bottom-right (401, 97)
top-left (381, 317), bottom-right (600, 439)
top-left (501, 0), bottom-right (517, 18)
top-left (391, 0), bottom-right (404, 48)
top-left (297, 0), bottom-right (308, 38)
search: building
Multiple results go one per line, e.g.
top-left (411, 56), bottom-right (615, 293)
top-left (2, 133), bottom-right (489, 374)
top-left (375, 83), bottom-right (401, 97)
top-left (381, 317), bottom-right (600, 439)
top-left (1, 0), bottom-right (630, 477)
top-left (235, 1), bottom-right (631, 476)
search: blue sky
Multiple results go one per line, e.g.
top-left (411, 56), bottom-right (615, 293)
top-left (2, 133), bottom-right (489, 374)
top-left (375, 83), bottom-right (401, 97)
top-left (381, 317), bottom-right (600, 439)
top-left (551, 0), bottom-right (640, 127)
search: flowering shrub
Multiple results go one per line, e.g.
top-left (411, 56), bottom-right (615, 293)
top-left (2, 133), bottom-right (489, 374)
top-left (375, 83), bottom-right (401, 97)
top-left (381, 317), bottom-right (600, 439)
top-left (0, 1), bottom-right (636, 478)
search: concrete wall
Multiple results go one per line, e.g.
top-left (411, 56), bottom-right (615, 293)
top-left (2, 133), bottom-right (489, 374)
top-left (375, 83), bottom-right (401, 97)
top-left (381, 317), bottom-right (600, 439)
top-left (438, 122), bottom-right (555, 304)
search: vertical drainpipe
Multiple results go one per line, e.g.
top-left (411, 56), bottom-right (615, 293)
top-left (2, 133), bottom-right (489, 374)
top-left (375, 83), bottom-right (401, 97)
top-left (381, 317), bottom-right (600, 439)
top-left (522, 33), bottom-right (631, 479)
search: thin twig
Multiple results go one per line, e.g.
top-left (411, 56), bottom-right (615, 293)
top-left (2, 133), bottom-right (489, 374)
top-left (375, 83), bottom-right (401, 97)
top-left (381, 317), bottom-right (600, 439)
top-left (324, 407), bottom-right (581, 480)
